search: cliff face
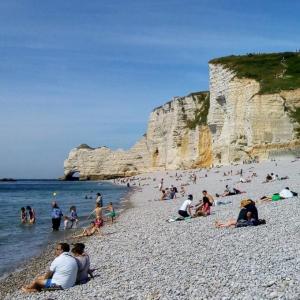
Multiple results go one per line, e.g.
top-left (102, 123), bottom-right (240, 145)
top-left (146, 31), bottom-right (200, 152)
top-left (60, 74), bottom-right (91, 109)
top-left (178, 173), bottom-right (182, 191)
top-left (146, 92), bottom-right (212, 171)
top-left (208, 63), bottom-right (300, 164)
top-left (64, 53), bottom-right (300, 179)
top-left (64, 92), bottom-right (212, 179)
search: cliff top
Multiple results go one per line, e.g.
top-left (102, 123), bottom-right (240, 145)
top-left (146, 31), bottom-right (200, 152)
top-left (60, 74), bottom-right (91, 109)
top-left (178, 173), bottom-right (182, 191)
top-left (152, 90), bottom-right (209, 112)
top-left (209, 52), bottom-right (300, 94)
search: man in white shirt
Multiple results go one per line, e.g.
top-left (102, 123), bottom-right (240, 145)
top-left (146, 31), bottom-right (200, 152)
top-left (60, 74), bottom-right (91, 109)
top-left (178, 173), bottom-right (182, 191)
top-left (21, 243), bottom-right (78, 293)
top-left (279, 187), bottom-right (294, 199)
top-left (178, 194), bottom-right (193, 218)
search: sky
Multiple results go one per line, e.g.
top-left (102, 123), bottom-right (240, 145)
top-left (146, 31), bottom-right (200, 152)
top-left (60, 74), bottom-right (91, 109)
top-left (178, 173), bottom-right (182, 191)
top-left (1, 0), bottom-right (300, 178)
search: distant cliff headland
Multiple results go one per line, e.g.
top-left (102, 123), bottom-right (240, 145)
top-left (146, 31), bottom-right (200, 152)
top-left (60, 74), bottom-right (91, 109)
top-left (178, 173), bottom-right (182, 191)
top-left (64, 52), bottom-right (300, 180)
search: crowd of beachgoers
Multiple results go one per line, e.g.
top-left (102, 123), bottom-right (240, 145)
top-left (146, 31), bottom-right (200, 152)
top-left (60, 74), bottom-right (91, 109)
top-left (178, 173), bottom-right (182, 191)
top-left (3, 159), bottom-right (300, 299)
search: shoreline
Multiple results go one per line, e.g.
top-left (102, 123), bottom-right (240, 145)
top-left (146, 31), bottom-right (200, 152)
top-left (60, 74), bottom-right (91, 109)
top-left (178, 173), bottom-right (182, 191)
top-left (4, 159), bottom-right (300, 299)
top-left (0, 184), bottom-right (134, 300)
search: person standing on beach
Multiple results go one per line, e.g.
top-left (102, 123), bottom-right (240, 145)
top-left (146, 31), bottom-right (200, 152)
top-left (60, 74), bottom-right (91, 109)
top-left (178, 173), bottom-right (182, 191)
top-left (21, 243), bottom-right (78, 292)
top-left (51, 201), bottom-right (63, 231)
top-left (106, 202), bottom-right (116, 224)
top-left (88, 203), bottom-right (103, 221)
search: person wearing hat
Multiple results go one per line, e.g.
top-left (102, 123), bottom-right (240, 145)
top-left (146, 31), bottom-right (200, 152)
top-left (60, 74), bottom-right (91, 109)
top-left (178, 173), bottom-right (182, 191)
top-left (178, 194), bottom-right (193, 218)
top-left (215, 199), bottom-right (260, 228)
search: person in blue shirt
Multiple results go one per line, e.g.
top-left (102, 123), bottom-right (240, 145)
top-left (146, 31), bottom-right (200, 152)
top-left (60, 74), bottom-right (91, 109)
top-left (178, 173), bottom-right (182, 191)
top-left (51, 201), bottom-right (63, 231)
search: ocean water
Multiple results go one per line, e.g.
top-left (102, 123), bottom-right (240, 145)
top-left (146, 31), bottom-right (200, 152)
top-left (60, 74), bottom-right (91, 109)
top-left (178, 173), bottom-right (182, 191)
top-left (0, 180), bottom-right (128, 278)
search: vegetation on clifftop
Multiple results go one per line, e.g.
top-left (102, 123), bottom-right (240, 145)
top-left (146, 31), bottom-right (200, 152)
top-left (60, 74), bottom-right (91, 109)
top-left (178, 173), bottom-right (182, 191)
top-left (209, 52), bottom-right (300, 94)
top-left (185, 92), bottom-right (210, 129)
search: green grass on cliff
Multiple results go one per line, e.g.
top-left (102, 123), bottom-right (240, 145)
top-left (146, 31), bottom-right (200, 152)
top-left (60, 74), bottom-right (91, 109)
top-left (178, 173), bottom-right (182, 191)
top-left (185, 92), bottom-right (210, 129)
top-left (209, 52), bottom-right (300, 94)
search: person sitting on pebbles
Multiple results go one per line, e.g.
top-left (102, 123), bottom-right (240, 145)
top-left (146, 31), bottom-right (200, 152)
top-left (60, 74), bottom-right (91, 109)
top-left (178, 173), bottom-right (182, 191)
top-left (160, 189), bottom-right (169, 201)
top-left (178, 194), bottom-right (193, 218)
top-left (71, 243), bottom-right (94, 284)
top-left (193, 196), bottom-right (211, 217)
top-left (215, 199), bottom-right (265, 228)
top-left (21, 243), bottom-right (78, 293)
top-left (73, 221), bottom-right (101, 238)
top-left (218, 185), bottom-right (243, 197)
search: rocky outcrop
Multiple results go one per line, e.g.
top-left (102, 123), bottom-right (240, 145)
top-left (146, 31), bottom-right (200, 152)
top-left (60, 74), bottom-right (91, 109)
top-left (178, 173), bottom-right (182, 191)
top-left (64, 53), bottom-right (300, 180)
top-left (208, 63), bottom-right (300, 164)
top-left (64, 92), bottom-right (212, 180)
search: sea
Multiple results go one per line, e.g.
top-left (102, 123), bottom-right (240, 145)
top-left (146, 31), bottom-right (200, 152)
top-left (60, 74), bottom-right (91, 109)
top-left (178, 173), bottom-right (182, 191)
top-left (0, 180), bottom-right (128, 278)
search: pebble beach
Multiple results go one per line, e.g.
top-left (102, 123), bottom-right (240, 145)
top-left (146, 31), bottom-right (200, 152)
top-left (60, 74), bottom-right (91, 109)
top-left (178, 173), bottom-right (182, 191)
top-left (2, 159), bottom-right (300, 300)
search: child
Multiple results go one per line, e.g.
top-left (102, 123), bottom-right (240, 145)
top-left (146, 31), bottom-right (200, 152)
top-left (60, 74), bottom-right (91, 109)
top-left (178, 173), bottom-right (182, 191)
top-left (64, 216), bottom-right (70, 230)
top-left (106, 202), bottom-right (116, 224)
top-left (69, 206), bottom-right (79, 228)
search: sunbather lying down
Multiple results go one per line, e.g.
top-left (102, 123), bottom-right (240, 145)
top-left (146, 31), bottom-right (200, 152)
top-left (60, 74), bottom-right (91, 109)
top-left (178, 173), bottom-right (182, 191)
top-left (260, 187), bottom-right (298, 202)
top-left (73, 221), bottom-right (101, 238)
top-left (216, 185), bottom-right (245, 197)
top-left (215, 199), bottom-right (266, 228)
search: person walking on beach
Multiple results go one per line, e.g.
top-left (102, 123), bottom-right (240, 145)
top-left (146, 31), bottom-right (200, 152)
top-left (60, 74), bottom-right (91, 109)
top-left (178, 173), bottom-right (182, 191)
top-left (51, 201), bottom-right (63, 231)
top-left (21, 243), bottom-right (78, 293)
top-left (26, 206), bottom-right (36, 224)
top-left (20, 207), bottom-right (27, 224)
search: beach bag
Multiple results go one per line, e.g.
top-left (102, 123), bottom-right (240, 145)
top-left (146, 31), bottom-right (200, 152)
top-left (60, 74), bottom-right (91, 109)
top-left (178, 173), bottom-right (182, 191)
top-left (271, 194), bottom-right (281, 201)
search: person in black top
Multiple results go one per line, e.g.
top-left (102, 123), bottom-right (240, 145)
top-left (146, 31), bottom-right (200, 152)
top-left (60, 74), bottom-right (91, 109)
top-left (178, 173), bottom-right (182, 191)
top-left (216, 199), bottom-right (264, 228)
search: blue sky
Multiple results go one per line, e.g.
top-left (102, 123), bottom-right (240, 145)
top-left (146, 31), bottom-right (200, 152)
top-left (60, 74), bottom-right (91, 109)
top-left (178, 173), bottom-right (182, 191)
top-left (1, 0), bottom-right (300, 178)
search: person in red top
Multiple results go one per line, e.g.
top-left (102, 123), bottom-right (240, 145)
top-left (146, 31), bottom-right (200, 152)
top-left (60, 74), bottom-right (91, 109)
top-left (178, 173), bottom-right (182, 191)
top-left (193, 196), bottom-right (211, 217)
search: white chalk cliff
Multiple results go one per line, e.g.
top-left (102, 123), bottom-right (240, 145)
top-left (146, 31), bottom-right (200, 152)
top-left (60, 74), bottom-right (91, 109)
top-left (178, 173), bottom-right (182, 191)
top-left (208, 63), bottom-right (300, 164)
top-left (64, 54), bottom-right (300, 180)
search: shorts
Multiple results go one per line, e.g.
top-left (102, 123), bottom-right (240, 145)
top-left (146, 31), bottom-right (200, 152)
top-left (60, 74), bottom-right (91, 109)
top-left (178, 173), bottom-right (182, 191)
top-left (178, 210), bottom-right (189, 218)
top-left (44, 279), bottom-right (62, 290)
top-left (107, 212), bottom-right (116, 218)
top-left (45, 279), bottom-right (53, 288)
